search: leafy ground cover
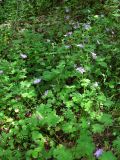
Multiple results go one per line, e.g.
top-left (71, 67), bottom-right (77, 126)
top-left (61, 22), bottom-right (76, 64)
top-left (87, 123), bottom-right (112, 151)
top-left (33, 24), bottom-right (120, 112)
top-left (0, 0), bottom-right (120, 160)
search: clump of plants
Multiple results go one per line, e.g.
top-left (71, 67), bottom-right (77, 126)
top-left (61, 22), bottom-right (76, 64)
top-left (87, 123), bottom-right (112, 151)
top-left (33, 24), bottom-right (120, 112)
top-left (0, 0), bottom-right (120, 160)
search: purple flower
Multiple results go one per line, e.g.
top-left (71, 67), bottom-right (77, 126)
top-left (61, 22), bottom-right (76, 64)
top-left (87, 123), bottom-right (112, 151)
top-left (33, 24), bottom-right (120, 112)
top-left (91, 52), bottom-right (97, 59)
top-left (20, 53), bottom-right (27, 59)
top-left (76, 67), bottom-right (86, 74)
top-left (0, 70), bottom-right (3, 74)
top-left (65, 7), bottom-right (70, 13)
top-left (94, 149), bottom-right (103, 158)
top-left (65, 15), bottom-right (70, 20)
top-left (33, 78), bottom-right (41, 84)
top-left (65, 45), bottom-right (71, 49)
top-left (76, 44), bottom-right (84, 48)
top-left (68, 31), bottom-right (72, 35)
top-left (64, 31), bottom-right (72, 37)
top-left (83, 23), bottom-right (91, 30)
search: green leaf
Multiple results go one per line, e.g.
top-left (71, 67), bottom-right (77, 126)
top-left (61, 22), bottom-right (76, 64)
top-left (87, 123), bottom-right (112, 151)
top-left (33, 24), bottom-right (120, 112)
top-left (113, 137), bottom-right (120, 153)
top-left (32, 131), bottom-right (43, 140)
top-left (98, 113), bottom-right (113, 126)
top-left (75, 131), bottom-right (95, 158)
top-left (97, 94), bottom-right (106, 102)
top-left (32, 149), bottom-right (39, 158)
top-left (104, 99), bottom-right (114, 108)
top-left (80, 117), bottom-right (90, 129)
top-left (45, 111), bottom-right (61, 126)
top-left (81, 79), bottom-right (90, 87)
top-left (62, 122), bottom-right (77, 133)
top-left (100, 151), bottom-right (117, 160)
top-left (53, 145), bottom-right (73, 160)
top-left (92, 124), bottom-right (105, 133)
top-left (42, 71), bottom-right (55, 81)
top-left (21, 89), bottom-right (36, 98)
top-left (0, 148), bottom-right (3, 156)
top-left (42, 69), bottom-right (60, 81)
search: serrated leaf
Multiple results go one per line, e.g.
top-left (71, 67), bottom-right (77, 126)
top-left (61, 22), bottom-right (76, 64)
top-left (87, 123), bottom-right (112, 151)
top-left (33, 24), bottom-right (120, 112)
top-left (98, 113), bottom-right (113, 126)
top-left (42, 70), bottom-right (54, 81)
top-left (32, 131), bottom-right (42, 140)
top-left (100, 151), bottom-right (117, 160)
top-left (75, 131), bottom-right (95, 158)
top-left (113, 137), bottom-right (120, 153)
top-left (62, 122), bottom-right (77, 133)
top-left (92, 124), bottom-right (104, 133)
top-left (53, 145), bottom-right (73, 160)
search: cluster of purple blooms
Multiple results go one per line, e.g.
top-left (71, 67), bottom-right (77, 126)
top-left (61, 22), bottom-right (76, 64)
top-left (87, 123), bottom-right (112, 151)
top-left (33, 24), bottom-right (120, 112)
top-left (64, 7), bottom-right (99, 56)
top-left (94, 148), bottom-right (103, 158)
top-left (18, 11), bottom-right (108, 159)
top-left (20, 53), bottom-right (42, 85)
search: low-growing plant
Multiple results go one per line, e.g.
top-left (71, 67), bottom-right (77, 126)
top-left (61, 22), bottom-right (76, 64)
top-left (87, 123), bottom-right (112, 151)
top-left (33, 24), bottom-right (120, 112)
top-left (0, 0), bottom-right (120, 160)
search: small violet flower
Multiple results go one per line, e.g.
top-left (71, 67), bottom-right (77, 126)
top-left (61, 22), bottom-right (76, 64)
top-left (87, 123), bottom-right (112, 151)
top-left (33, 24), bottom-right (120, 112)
top-left (91, 52), bottom-right (97, 59)
top-left (0, 70), bottom-right (3, 74)
top-left (83, 23), bottom-right (91, 30)
top-left (76, 67), bottom-right (86, 74)
top-left (64, 31), bottom-right (72, 37)
top-left (65, 7), bottom-right (70, 13)
top-left (76, 44), bottom-right (84, 48)
top-left (20, 53), bottom-right (27, 59)
top-left (65, 15), bottom-right (70, 20)
top-left (94, 149), bottom-right (103, 158)
top-left (33, 78), bottom-right (41, 84)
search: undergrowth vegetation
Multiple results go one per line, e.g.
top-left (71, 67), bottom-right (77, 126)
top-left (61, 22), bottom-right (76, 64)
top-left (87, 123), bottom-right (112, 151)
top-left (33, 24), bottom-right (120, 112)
top-left (0, 0), bottom-right (120, 159)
